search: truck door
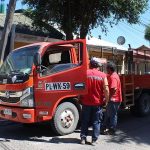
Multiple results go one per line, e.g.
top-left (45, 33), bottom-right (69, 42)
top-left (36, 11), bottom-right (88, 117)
top-left (34, 39), bottom-right (88, 117)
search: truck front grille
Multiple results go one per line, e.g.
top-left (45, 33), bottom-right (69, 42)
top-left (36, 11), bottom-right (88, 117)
top-left (0, 97), bottom-right (20, 103)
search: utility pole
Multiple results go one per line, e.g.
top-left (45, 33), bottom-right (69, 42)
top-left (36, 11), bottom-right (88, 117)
top-left (0, 0), bottom-right (17, 66)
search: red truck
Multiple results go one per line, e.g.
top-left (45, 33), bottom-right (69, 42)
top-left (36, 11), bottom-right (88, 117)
top-left (0, 39), bottom-right (150, 135)
top-left (0, 39), bottom-right (88, 135)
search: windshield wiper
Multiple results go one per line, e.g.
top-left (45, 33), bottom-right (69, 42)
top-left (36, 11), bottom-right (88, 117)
top-left (9, 70), bottom-right (24, 75)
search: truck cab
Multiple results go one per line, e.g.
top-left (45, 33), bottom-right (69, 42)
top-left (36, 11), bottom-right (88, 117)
top-left (0, 39), bottom-right (88, 135)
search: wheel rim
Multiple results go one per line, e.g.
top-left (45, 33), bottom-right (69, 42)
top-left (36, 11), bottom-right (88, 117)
top-left (60, 109), bottom-right (75, 129)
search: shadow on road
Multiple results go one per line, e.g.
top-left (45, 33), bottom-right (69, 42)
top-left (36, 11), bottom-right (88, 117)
top-left (0, 121), bottom-right (56, 141)
top-left (50, 137), bottom-right (81, 144)
top-left (0, 110), bottom-right (150, 146)
top-left (0, 121), bottom-right (82, 144)
top-left (105, 110), bottom-right (150, 145)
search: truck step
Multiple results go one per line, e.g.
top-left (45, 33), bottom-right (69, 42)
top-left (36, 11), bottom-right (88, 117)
top-left (124, 93), bottom-right (134, 97)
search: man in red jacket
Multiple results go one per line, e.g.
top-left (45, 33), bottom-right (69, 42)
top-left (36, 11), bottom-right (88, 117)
top-left (103, 62), bottom-right (122, 135)
top-left (80, 57), bottom-right (109, 146)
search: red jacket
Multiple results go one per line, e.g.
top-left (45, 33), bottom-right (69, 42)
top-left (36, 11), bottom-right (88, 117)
top-left (81, 68), bottom-right (106, 106)
top-left (107, 72), bottom-right (122, 102)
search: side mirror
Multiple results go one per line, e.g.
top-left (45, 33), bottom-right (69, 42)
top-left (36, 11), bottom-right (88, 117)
top-left (34, 52), bottom-right (41, 66)
top-left (34, 52), bottom-right (42, 73)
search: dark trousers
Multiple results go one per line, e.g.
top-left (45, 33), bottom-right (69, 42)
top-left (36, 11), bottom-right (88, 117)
top-left (80, 105), bottom-right (103, 141)
top-left (103, 101), bottom-right (120, 130)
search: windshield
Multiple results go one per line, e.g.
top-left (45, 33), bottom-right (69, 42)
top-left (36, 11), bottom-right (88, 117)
top-left (0, 45), bottom-right (40, 74)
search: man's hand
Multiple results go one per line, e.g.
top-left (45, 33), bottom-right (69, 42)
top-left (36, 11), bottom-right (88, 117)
top-left (103, 77), bottom-right (109, 104)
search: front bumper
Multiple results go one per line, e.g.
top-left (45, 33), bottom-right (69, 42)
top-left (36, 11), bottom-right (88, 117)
top-left (0, 105), bottom-right (36, 123)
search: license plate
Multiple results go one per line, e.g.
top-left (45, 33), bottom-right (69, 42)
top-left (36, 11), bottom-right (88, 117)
top-left (3, 109), bottom-right (12, 116)
top-left (45, 82), bottom-right (71, 91)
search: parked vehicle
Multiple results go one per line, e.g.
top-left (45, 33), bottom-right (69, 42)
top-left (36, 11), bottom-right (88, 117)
top-left (0, 39), bottom-right (150, 135)
top-left (0, 39), bottom-right (88, 135)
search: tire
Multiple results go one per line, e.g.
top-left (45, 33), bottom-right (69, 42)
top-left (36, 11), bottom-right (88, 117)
top-left (138, 94), bottom-right (150, 116)
top-left (131, 93), bottom-right (150, 116)
top-left (51, 102), bottom-right (79, 135)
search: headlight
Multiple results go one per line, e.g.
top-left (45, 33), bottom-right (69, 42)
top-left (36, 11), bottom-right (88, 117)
top-left (15, 91), bottom-right (23, 97)
top-left (20, 87), bottom-right (34, 107)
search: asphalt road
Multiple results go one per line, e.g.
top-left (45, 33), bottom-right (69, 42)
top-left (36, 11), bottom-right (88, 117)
top-left (0, 110), bottom-right (150, 150)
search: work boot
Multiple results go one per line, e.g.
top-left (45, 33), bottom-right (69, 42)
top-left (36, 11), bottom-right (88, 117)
top-left (80, 138), bottom-right (86, 145)
top-left (101, 128), bottom-right (109, 135)
top-left (91, 140), bottom-right (98, 146)
top-left (103, 128), bottom-right (116, 135)
top-left (107, 128), bottom-right (116, 135)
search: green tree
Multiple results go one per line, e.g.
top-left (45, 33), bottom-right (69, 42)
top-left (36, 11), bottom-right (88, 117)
top-left (23, 0), bottom-right (148, 40)
top-left (145, 25), bottom-right (150, 43)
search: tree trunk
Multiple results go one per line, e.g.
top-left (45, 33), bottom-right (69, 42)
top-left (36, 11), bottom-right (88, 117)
top-left (63, 0), bottom-right (73, 40)
top-left (65, 32), bottom-right (73, 40)
top-left (0, 0), bottom-right (16, 66)
top-left (80, 27), bottom-right (88, 39)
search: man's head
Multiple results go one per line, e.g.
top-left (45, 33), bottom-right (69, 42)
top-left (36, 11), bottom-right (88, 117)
top-left (90, 57), bottom-right (102, 69)
top-left (106, 61), bottom-right (116, 74)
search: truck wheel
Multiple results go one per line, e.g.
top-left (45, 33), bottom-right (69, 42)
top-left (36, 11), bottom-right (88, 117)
top-left (131, 94), bottom-right (150, 116)
top-left (51, 102), bottom-right (79, 135)
top-left (138, 94), bottom-right (150, 116)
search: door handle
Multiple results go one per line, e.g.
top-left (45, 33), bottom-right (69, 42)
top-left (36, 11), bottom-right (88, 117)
top-left (74, 83), bottom-right (85, 90)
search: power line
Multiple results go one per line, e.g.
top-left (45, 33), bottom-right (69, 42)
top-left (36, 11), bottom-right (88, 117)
top-left (118, 24), bottom-right (141, 40)
top-left (122, 22), bottom-right (144, 34)
top-left (140, 21), bottom-right (149, 28)
top-left (140, 19), bottom-right (150, 25)
top-left (140, 15), bottom-right (150, 21)
top-left (118, 23), bottom-right (147, 43)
